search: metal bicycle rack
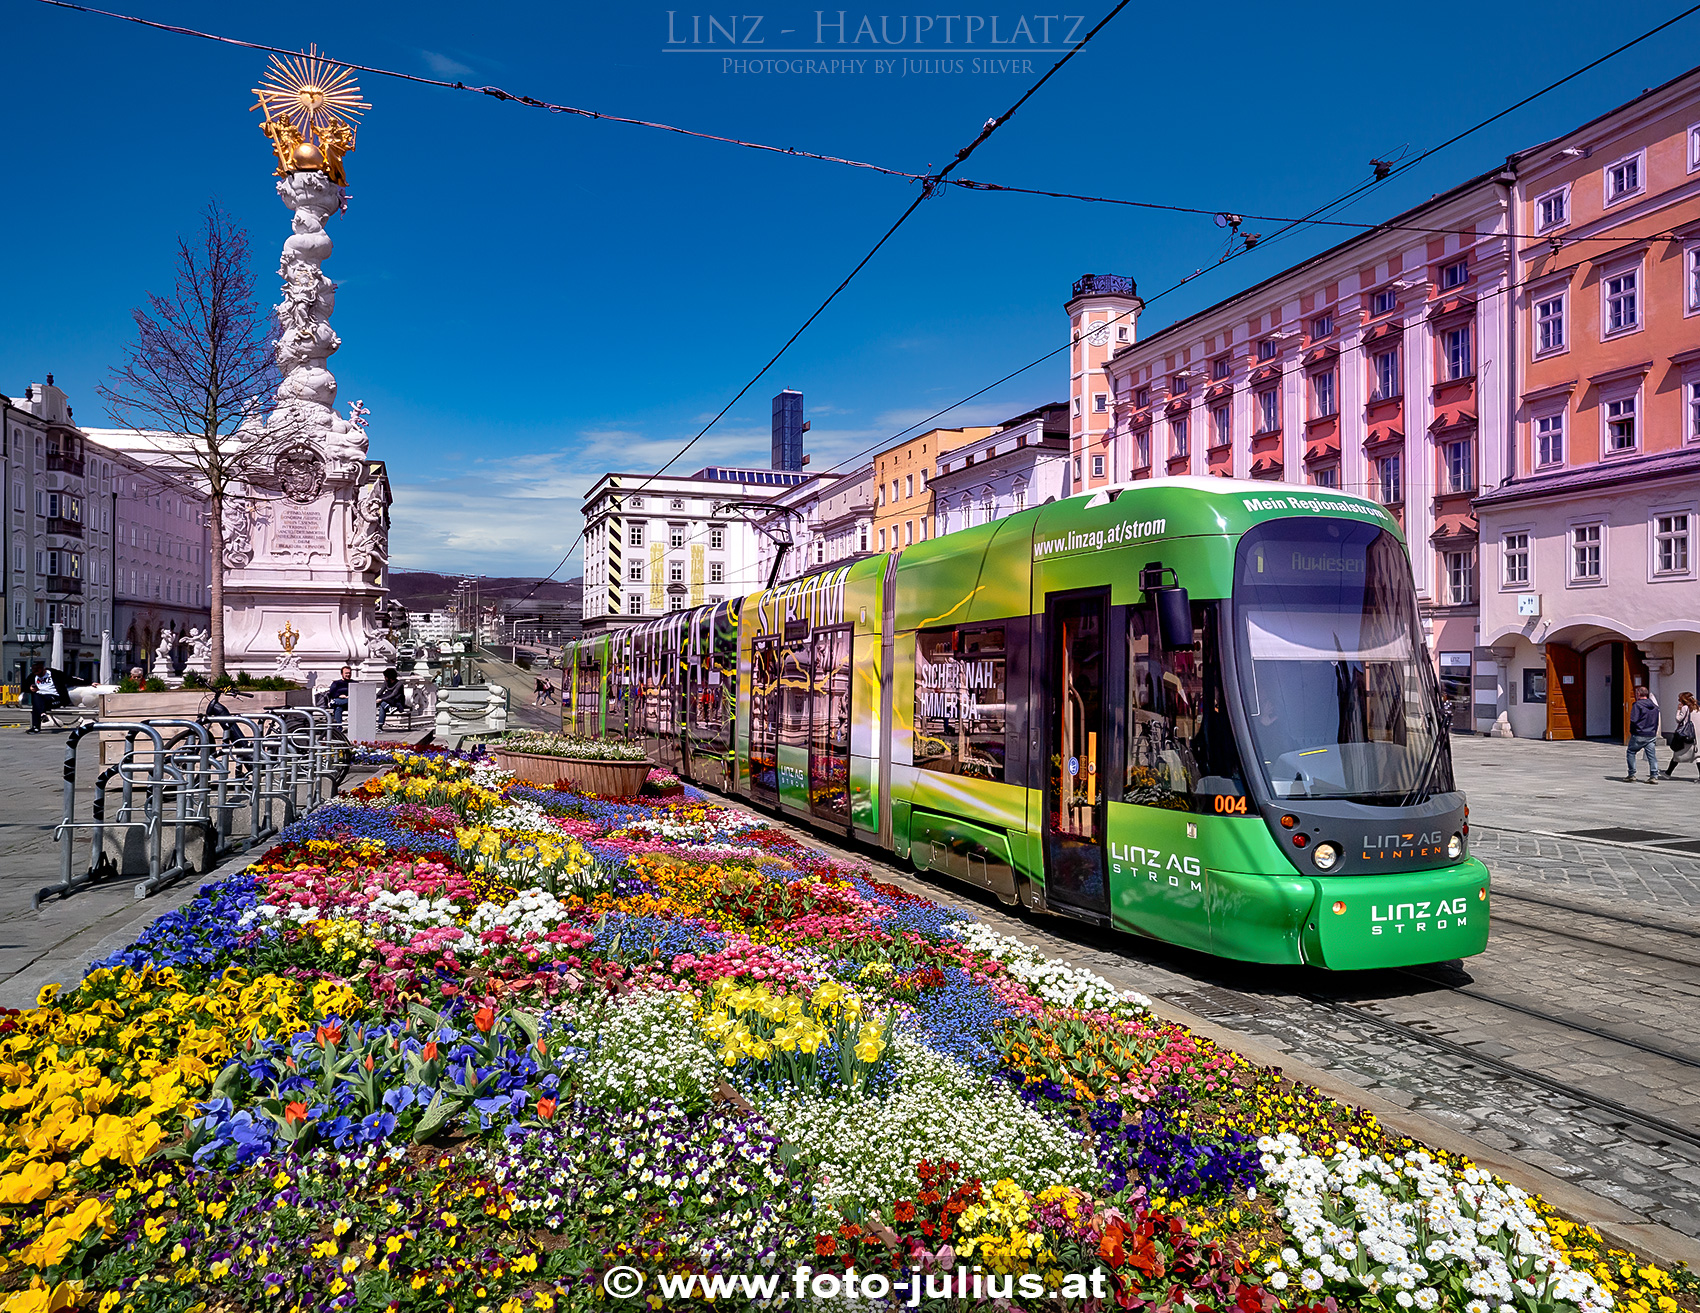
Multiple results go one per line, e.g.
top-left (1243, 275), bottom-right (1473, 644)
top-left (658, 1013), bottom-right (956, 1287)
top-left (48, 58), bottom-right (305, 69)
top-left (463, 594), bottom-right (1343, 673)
top-left (35, 707), bottom-right (351, 908)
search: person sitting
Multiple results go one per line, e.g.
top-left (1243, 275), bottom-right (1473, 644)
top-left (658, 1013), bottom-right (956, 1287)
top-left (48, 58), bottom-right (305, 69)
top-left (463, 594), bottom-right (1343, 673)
top-left (324, 665), bottom-right (353, 727)
top-left (376, 667), bottom-right (408, 731)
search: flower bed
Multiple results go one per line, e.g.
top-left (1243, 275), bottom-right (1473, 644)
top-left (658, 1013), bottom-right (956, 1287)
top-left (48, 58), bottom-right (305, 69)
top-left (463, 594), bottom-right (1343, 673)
top-left (1, 749), bottom-right (1694, 1313)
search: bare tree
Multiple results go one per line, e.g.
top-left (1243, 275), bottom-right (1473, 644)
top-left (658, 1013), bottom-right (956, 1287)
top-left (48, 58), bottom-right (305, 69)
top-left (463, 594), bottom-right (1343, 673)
top-left (100, 202), bottom-right (293, 677)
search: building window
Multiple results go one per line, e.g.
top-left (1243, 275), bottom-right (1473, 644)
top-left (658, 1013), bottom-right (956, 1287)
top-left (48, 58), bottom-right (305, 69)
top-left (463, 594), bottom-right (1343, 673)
top-left (1310, 465), bottom-right (1340, 489)
top-left (709, 561), bottom-right (724, 583)
top-left (1535, 187), bottom-right (1567, 231)
top-left (709, 525), bottom-right (725, 549)
top-left (1090, 453), bottom-right (1105, 479)
top-left (1093, 393), bottom-right (1107, 413)
top-left (1604, 268), bottom-right (1639, 335)
top-left (1444, 439), bottom-right (1474, 492)
top-left (1605, 151), bottom-right (1643, 203)
top-left (1372, 348), bottom-right (1400, 399)
top-left (1692, 123), bottom-right (1700, 172)
top-left (627, 563), bottom-right (644, 581)
top-left (1257, 339), bottom-right (1277, 361)
top-left (1536, 413), bottom-right (1565, 467)
top-left (1654, 512), bottom-right (1691, 575)
top-left (1535, 295), bottom-right (1565, 354)
top-left (1116, 325), bottom-right (1129, 342)
top-left (669, 525), bottom-right (685, 549)
top-left (1212, 357), bottom-right (1230, 380)
top-left (669, 498), bottom-right (685, 511)
top-left (1445, 551), bottom-right (1475, 605)
top-left (1013, 482), bottom-right (1027, 511)
top-left (1503, 532), bottom-right (1529, 585)
top-left (1170, 417), bottom-right (1189, 460)
top-left (1133, 433), bottom-right (1150, 470)
top-left (890, 480), bottom-right (900, 503)
top-left (627, 594), bottom-right (644, 615)
top-left (1570, 523), bottom-right (1603, 582)
top-left (1690, 381), bottom-right (1700, 441)
top-left (858, 525), bottom-right (868, 551)
top-left (667, 561), bottom-right (684, 583)
top-left (878, 528), bottom-right (888, 551)
top-left (1134, 386), bottom-right (1149, 407)
top-left (1256, 388), bottom-right (1279, 433)
top-left (1372, 288), bottom-right (1397, 316)
top-left (1311, 313), bottom-right (1333, 338)
top-left (1375, 454), bottom-right (1403, 506)
top-left (1210, 403), bottom-right (1231, 448)
top-left (1688, 246), bottom-right (1700, 313)
top-left (1441, 260), bottom-right (1468, 290)
top-left (628, 496), bottom-right (644, 509)
top-left (669, 596), bottom-right (685, 611)
top-left (1605, 395), bottom-right (1637, 452)
top-left (628, 522), bottom-right (644, 548)
top-left (1311, 370), bottom-right (1336, 418)
top-left (1443, 325), bottom-right (1472, 379)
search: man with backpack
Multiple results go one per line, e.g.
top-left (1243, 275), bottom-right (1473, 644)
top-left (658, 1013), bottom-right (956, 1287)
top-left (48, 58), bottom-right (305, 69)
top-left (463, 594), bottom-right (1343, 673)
top-left (1626, 685), bottom-right (1662, 783)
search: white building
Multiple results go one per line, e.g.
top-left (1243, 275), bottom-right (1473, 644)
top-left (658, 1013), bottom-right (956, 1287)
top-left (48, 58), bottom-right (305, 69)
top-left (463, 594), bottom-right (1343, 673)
top-left (931, 402), bottom-right (1071, 536)
top-left (752, 467), bottom-right (879, 586)
top-left (3, 378), bottom-right (116, 685)
top-left (580, 466), bottom-right (805, 630)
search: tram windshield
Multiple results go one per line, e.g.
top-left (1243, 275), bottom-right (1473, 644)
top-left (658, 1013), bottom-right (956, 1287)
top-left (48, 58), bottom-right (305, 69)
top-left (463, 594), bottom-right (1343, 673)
top-left (1232, 519), bottom-right (1452, 803)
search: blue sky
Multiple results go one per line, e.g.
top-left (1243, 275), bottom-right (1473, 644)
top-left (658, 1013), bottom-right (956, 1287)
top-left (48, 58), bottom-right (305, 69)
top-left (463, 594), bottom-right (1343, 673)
top-left (6, 1), bottom-right (1698, 578)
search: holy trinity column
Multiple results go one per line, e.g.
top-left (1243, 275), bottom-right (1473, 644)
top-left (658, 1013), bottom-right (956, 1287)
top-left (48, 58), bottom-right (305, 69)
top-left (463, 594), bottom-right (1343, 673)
top-left (217, 48), bottom-right (395, 681)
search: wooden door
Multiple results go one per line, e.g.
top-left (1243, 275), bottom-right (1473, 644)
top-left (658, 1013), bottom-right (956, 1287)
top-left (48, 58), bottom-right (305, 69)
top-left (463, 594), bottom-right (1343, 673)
top-left (1545, 644), bottom-right (1584, 740)
top-left (1621, 644), bottom-right (1650, 745)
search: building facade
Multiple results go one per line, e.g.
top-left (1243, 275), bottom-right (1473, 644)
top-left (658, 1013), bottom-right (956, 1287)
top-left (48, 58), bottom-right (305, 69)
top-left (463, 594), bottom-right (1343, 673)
top-left (103, 449), bottom-right (213, 676)
top-left (751, 468), bottom-right (875, 587)
top-left (930, 402), bottom-right (1070, 535)
top-left (1098, 177), bottom-right (1514, 731)
top-left (1478, 68), bottom-right (1700, 739)
top-left (871, 427), bottom-right (993, 554)
top-left (3, 378), bottom-right (116, 685)
top-left (580, 467), bottom-right (803, 631)
top-left (1068, 275), bottom-right (1142, 491)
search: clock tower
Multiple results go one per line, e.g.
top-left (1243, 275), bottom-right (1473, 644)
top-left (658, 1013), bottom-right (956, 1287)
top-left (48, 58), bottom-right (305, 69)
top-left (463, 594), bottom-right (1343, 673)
top-left (1065, 274), bottom-right (1141, 491)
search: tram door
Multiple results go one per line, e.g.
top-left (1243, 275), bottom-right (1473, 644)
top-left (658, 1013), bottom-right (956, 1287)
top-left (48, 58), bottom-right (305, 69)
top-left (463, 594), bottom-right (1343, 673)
top-left (750, 636), bottom-right (781, 800)
top-left (1044, 594), bottom-right (1111, 916)
top-left (808, 627), bottom-right (852, 821)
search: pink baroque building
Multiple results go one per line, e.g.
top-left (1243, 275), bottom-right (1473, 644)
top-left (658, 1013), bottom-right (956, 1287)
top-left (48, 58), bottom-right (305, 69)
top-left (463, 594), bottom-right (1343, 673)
top-left (1098, 179), bottom-right (1513, 730)
top-left (1477, 67), bottom-right (1700, 742)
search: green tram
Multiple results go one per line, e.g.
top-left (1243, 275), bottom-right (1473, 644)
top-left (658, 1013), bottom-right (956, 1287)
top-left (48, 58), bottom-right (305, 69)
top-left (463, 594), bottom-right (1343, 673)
top-left (560, 477), bottom-right (1489, 970)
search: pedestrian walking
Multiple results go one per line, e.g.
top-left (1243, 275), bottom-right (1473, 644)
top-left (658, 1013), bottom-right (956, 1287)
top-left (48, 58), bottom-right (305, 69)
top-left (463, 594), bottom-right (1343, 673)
top-left (1625, 684), bottom-right (1662, 783)
top-left (1666, 691), bottom-right (1698, 779)
top-left (26, 663), bottom-right (56, 733)
top-left (542, 678), bottom-right (558, 704)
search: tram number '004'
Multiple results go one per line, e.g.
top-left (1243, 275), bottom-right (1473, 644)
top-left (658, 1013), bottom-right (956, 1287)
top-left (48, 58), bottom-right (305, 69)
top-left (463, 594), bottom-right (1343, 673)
top-left (1210, 794), bottom-right (1249, 815)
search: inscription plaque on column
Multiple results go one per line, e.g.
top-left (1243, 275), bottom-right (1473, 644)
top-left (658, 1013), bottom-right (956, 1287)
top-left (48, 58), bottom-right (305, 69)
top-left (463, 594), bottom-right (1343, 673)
top-left (270, 497), bottom-right (332, 559)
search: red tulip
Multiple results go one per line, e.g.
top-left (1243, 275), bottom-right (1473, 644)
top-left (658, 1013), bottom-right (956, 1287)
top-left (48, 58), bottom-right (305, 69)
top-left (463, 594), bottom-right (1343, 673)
top-left (473, 1006), bottom-right (496, 1034)
top-left (423, 1041), bottom-right (438, 1061)
top-left (536, 1098), bottom-right (557, 1122)
top-left (284, 1101), bottom-right (310, 1126)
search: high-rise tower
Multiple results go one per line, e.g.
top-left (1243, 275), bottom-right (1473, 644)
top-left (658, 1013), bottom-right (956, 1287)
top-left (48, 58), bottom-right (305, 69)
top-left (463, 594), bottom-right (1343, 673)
top-left (772, 389), bottom-right (804, 472)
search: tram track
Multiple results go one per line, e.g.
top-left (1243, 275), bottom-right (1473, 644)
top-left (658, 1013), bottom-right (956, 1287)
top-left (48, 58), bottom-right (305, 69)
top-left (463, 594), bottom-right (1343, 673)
top-left (1297, 990), bottom-right (1700, 1153)
top-left (1490, 886), bottom-right (1700, 942)
top-left (1485, 907), bottom-right (1700, 969)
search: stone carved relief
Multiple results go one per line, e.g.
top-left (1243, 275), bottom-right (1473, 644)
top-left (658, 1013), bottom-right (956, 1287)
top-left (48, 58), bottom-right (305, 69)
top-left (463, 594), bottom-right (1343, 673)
top-left (350, 475), bottom-right (389, 575)
top-left (222, 498), bottom-right (254, 568)
top-left (363, 617), bottom-right (398, 666)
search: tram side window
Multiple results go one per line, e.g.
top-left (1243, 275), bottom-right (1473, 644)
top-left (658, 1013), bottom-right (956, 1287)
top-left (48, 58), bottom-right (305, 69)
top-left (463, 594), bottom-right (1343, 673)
top-left (1126, 604), bottom-right (1245, 811)
top-left (914, 627), bottom-right (1007, 781)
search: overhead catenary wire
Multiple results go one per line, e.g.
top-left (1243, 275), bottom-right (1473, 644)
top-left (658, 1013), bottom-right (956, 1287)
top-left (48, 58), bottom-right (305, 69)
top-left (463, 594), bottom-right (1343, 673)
top-left (504, 0), bottom-right (1132, 601)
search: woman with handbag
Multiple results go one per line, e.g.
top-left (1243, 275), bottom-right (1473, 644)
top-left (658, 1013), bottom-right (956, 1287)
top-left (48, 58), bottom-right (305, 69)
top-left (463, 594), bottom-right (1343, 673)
top-left (1667, 691), bottom-right (1698, 779)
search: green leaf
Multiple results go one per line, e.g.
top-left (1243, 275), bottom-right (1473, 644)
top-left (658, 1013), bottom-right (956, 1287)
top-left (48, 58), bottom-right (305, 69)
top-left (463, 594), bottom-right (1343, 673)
top-left (507, 1008), bottom-right (542, 1044)
top-left (411, 1090), bottom-right (463, 1144)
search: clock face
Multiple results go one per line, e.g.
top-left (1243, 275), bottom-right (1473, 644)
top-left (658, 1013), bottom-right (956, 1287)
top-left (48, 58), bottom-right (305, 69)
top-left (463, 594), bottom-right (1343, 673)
top-left (1089, 327), bottom-right (1109, 347)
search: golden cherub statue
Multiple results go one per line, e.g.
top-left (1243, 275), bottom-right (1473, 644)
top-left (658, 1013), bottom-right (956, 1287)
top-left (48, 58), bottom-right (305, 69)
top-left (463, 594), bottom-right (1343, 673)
top-left (251, 45), bottom-right (368, 181)
top-left (277, 621), bottom-right (300, 654)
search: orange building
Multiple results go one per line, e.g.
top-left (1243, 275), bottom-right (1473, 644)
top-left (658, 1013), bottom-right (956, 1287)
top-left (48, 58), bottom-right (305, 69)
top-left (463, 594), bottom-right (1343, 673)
top-left (870, 427), bottom-right (995, 554)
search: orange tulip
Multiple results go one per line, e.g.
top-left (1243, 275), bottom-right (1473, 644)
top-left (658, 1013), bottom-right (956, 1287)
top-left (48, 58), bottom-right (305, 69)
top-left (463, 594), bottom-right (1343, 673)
top-left (473, 1006), bottom-right (496, 1034)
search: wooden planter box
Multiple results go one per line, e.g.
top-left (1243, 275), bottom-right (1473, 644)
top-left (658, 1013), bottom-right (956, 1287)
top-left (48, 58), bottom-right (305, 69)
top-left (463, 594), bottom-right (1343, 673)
top-left (492, 749), bottom-right (652, 797)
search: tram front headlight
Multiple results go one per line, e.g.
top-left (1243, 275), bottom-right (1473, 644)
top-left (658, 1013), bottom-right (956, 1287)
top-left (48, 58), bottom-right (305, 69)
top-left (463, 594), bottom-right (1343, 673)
top-left (1312, 841), bottom-right (1341, 871)
top-left (1448, 832), bottom-right (1464, 859)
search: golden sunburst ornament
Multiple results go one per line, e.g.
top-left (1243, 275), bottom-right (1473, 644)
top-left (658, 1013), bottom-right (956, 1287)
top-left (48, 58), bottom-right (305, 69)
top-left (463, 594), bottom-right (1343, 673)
top-left (252, 45), bottom-right (369, 185)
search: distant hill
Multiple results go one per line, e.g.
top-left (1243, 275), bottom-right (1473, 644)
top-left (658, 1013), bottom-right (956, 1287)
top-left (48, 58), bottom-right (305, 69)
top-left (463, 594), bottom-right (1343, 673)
top-left (388, 571), bottom-right (582, 611)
